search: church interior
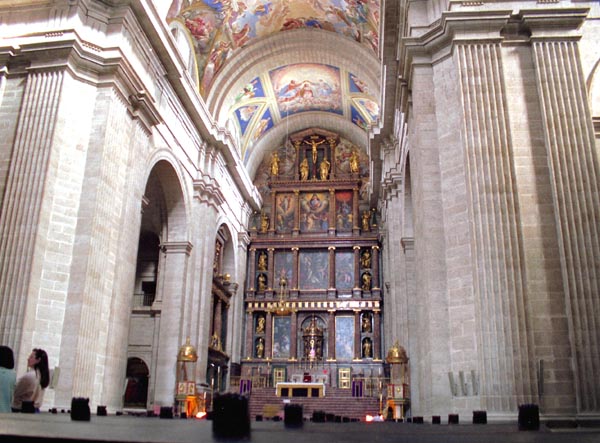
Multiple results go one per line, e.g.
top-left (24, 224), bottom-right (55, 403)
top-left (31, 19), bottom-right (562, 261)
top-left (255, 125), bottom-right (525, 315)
top-left (0, 0), bottom-right (599, 427)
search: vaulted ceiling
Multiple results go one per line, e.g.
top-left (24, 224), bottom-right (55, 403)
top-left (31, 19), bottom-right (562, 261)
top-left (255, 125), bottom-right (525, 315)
top-left (166, 0), bottom-right (385, 187)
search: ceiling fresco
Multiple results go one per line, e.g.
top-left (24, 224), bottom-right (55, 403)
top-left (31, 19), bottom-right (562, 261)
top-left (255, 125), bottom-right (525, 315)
top-left (167, 0), bottom-right (382, 175)
top-left (231, 65), bottom-right (379, 164)
top-left (167, 0), bottom-right (380, 95)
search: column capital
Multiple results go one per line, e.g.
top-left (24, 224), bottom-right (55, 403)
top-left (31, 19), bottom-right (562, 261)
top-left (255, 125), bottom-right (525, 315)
top-left (160, 241), bottom-right (193, 255)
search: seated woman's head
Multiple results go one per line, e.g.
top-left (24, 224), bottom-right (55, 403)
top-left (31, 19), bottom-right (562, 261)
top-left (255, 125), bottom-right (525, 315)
top-left (0, 346), bottom-right (14, 370)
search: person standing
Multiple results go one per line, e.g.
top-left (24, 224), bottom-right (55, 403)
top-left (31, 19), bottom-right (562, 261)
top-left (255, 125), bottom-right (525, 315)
top-left (0, 346), bottom-right (16, 413)
top-left (12, 348), bottom-right (49, 413)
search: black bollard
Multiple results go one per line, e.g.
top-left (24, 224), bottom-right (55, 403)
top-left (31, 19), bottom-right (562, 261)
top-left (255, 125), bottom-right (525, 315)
top-left (96, 405), bottom-right (107, 416)
top-left (284, 404), bottom-right (303, 427)
top-left (21, 401), bottom-right (35, 414)
top-left (518, 404), bottom-right (540, 431)
top-left (473, 410), bottom-right (487, 424)
top-left (312, 410), bottom-right (326, 423)
top-left (448, 413), bottom-right (459, 425)
top-left (71, 397), bottom-right (91, 421)
top-left (212, 393), bottom-right (250, 439)
top-left (432, 415), bottom-right (441, 424)
top-left (159, 406), bottom-right (173, 419)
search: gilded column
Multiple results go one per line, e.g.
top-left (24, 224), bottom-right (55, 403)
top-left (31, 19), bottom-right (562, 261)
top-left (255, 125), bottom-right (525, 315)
top-left (373, 309), bottom-right (381, 360)
top-left (264, 311), bottom-right (273, 360)
top-left (353, 246), bottom-right (361, 294)
top-left (291, 247), bottom-right (299, 295)
top-left (293, 190), bottom-right (300, 235)
top-left (328, 188), bottom-right (336, 235)
top-left (245, 309), bottom-right (253, 360)
top-left (327, 309), bottom-right (336, 361)
top-left (353, 310), bottom-right (361, 360)
top-left (213, 299), bottom-right (222, 341)
top-left (371, 246), bottom-right (380, 291)
top-left (267, 248), bottom-right (275, 294)
top-left (248, 248), bottom-right (256, 291)
top-left (269, 191), bottom-right (276, 234)
top-left (328, 246), bottom-right (336, 297)
top-left (290, 311), bottom-right (298, 361)
top-left (352, 187), bottom-right (360, 234)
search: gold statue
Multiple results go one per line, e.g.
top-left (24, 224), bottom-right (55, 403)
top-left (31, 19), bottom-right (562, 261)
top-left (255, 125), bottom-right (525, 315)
top-left (361, 250), bottom-right (372, 269)
top-left (300, 157), bottom-right (309, 181)
top-left (256, 338), bottom-right (264, 359)
top-left (256, 316), bottom-right (265, 334)
top-left (260, 213), bottom-right (269, 232)
top-left (363, 338), bottom-right (372, 358)
top-left (304, 137), bottom-right (326, 164)
top-left (350, 150), bottom-right (359, 174)
top-left (362, 210), bottom-right (370, 232)
top-left (362, 272), bottom-right (371, 291)
top-left (270, 152), bottom-right (280, 177)
top-left (319, 157), bottom-right (330, 180)
top-left (257, 252), bottom-right (267, 270)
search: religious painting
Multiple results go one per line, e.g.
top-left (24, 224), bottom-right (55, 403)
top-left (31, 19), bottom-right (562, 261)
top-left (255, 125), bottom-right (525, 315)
top-left (349, 72), bottom-right (370, 94)
top-left (335, 316), bottom-right (354, 360)
top-left (275, 193), bottom-right (296, 233)
top-left (355, 98), bottom-right (380, 122)
top-left (272, 316), bottom-right (291, 359)
top-left (234, 104), bottom-right (260, 137)
top-left (335, 191), bottom-right (353, 231)
top-left (335, 251), bottom-right (354, 290)
top-left (231, 77), bottom-right (265, 106)
top-left (299, 192), bottom-right (329, 232)
top-left (274, 250), bottom-right (293, 283)
top-left (269, 64), bottom-right (342, 118)
top-left (172, 1), bottom-right (380, 96)
top-left (351, 106), bottom-right (368, 130)
top-left (299, 251), bottom-right (328, 290)
top-left (251, 107), bottom-right (273, 141)
top-left (335, 140), bottom-right (368, 177)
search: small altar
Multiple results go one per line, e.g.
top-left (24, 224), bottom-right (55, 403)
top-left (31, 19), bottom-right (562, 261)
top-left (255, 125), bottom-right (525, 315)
top-left (276, 382), bottom-right (325, 398)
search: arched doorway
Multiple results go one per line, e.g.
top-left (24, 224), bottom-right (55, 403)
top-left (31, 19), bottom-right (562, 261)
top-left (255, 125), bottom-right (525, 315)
top-left (124, 357), bottom-right (149, 408)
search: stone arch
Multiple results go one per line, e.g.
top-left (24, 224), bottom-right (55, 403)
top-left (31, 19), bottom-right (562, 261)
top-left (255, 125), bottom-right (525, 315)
top-left (124, 357), bottom-right (150, 409)
top-left (141, 157), bottom-right (190, 244)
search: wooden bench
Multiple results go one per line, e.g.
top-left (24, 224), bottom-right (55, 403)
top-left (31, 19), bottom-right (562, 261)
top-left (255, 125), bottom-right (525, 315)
top-left (262, 404), bottom-right (281, 419)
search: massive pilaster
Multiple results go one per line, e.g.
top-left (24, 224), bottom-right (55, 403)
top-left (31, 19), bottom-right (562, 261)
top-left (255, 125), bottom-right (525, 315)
top-left (524, 9), bottom-right (600, 414)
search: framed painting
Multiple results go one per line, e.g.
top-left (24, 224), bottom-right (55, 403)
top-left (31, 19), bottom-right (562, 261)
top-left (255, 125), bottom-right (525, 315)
top-left (335, 251), bottom-right (354, 290)
top-left (299, 192), bottom-right (329, 232)
top-left (275, 193), bottom-right (296, 233)
top-left (335, 316), bottom-right (354, 360)
top-left (335, 191), bottom-right (353, 231)
top-left (274, 251), bottom-right (293, 283)
top-left (272, 316), bottom-right (291, 359)
top-left (299, 250), bottom-right (328, 290)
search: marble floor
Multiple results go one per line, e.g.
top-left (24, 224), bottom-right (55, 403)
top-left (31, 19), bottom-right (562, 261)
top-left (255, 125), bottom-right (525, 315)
top-left (1, 413), bottom-right (599, 443)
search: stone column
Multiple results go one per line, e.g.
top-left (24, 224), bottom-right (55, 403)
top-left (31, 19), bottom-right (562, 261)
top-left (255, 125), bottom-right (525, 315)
top-left (524, 10), bottom-right (600, 412)
top-left (269, 191), bottom-right (276, 234)
top-left (154, 241), bottom-right (193, 406)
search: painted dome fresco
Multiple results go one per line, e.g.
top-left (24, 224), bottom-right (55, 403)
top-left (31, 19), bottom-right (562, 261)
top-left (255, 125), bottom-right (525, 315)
top-left (167, 0), bottom-right (382, 178)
